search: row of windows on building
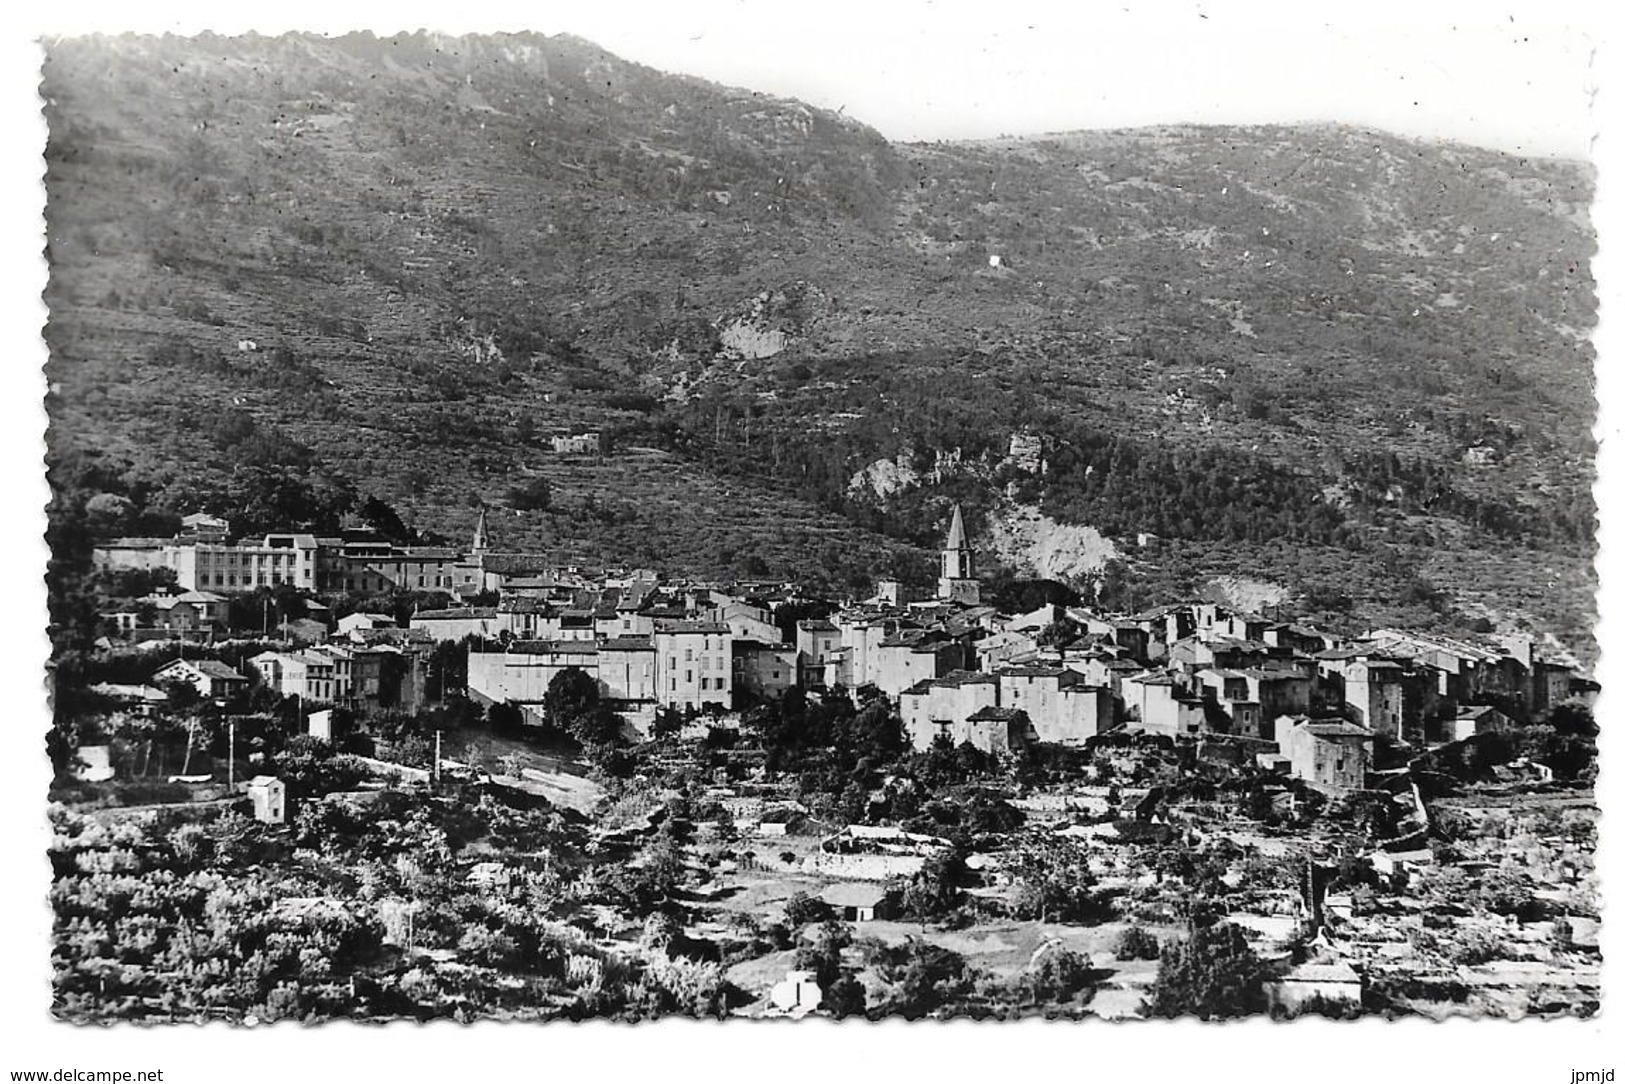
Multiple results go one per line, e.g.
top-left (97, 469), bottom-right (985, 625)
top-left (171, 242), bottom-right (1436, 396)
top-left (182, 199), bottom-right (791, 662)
top-left (669, 653), bottom-right (725, 670)
top-left (196, 551), bottom-right (309, 568)
top-left (199, 570), bottom-right (313, 589)
top-left (671, 675), bottom-right (729, 691)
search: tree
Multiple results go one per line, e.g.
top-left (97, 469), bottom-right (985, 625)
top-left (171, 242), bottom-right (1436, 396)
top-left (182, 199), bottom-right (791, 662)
top-left (651, 707), bottom-right (684, 740)
top-left (902, 847), bottom-right (970, 922)
top-left (1113, 925), bottom-right (1162, 961)
top-left (783, 891), bottom-right (834, 927)
top-left (1006, 837), bottom-right (1109, 924)
top-left (1017, 945), bottom-right (1096, 1005)
top-left (275, 735), bottom-right (367, 798)
top-left (543, 667), bottom-right (600, 738)
top-left (486, 700), bottom-right (524, 735)
top-left (575, 706), bottom-right (627, 748)
top-left (824, 972), bottom-right (867, 1019)
top-left (357, 495), bottom-right (412, 542)
top-left (157, 678), bottom-right (201, 713)
top-left (1146, 921), bottom-right (1270, 1019)
top-left (506, 476), bottom-right (552, 512)
top-left (792, 921), bottom-right (850, 990)
top-left (83, 493), bottom-right (135, 538)
top-left (872, 938), bottom-right (975, 1019)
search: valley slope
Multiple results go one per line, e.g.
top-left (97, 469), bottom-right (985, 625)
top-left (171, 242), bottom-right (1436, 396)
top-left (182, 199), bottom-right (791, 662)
top-left (41, 31), bottom-right (1599, 654)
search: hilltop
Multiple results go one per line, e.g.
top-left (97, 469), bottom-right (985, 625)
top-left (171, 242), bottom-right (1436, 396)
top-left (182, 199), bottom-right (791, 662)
top-left (41, 31), bottom-right (1598, 653)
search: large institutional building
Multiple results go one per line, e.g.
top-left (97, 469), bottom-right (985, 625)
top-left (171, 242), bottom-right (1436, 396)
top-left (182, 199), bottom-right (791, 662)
top-left (95, 510), bottom-right (501, 598)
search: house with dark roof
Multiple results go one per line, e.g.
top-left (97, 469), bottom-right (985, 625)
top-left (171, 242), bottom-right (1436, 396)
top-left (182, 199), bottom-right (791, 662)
top-left (996, 666), bottom-right (1112, 745)
top-left (795, 618), bottom-right (841, 688)
top-left (1124, 670), bottom-right (1209, 738)
top-left (963, 706), bottom-right (1036, 755)
top-left (408, 607), bottom-right (506, 642)
top-left (1442, 704), bottom-right (1513, 743)
top-left (152, 657), bottom-right (248, 701)
top-left (874, 633), bottom-right (968, 697)
top-left (732, 640), bottom-right (800, 701)
top-left (653, 621), bottom-right (733, 710)
top-left (900, 671), bottom-right (1001, 751)
top-left (1277, 715), bottom-right (1373, 792)
top-left (818, 881), bottom-right (898, 923)
top-left (466, 640), bottom-right (600, 707)
top-left (599, 636), bottom-right (658, 704)
top-left (142, 590), bottom-right (230, 633)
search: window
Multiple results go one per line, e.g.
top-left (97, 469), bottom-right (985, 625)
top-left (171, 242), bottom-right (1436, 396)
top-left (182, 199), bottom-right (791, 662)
top-left (685, 670), bottom-right (693, 683)
top-left (684, 648), bottom-right (693, 662)
top-left (700, 677), bottom-right (709, 690)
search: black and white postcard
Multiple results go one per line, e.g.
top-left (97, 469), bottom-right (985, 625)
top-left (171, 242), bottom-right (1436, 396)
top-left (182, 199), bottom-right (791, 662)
top-left (3, 2), bottom-right (1618, 1080)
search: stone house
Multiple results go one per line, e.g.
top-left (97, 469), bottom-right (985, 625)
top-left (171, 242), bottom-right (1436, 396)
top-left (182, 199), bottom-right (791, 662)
top-left (1277, 716), bottom-right (1372, 793)
top-left (152, 658), bottom-right (248, 701)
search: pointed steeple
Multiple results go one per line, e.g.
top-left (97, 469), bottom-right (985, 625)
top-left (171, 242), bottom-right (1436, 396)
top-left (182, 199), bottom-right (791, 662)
top-left (944, 503), bottom-right (968, 551)
top-left (472, 505), bottom-right (489, 555)
top-left (938, 503), bottom-right (979, 604)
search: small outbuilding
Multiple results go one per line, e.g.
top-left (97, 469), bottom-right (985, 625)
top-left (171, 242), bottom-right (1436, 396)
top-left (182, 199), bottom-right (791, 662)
top-left (247, 775), bottom-right (287, 824)
top-left (818, 881), bottom-right (897, 923)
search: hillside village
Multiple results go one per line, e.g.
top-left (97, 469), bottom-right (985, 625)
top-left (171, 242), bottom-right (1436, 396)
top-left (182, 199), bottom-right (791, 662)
top-left (49, 500), bottom-right (1600, 1021)
top-left (34, 27), bottom-right (1601, 1031)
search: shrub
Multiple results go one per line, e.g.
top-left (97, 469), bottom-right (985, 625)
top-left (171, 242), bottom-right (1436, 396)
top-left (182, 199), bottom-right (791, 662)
top-left (1114, 925), bottom-right (1161, 961)
top-left (783, 891), bottom-right (834, 927)
top-left (1146, 921), bottom-right (1270, 1019)
top-left (1019, 944), bottom-right (1096, 1004)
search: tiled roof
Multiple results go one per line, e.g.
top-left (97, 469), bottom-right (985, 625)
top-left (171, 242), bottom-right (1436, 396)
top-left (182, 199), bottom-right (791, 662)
top-left (655, 620), bottom-right (730, 634)
top-left (600, 636), bottom-right (656, 652)
top-left (498, 597), bottom-right (555, 614)
top-left (996, 665), bottom-right (1069, 679)
top-left (1284, 717), bottom-right (1371, 738)
top-left (505, 640), bottom-right (600, 656)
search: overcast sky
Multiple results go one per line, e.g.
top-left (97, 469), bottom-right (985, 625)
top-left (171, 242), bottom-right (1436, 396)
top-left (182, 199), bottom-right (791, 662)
top-left (519, 1), bottom-right (1601, 159)
top-left (25, 0), bottom-right (1600, 159)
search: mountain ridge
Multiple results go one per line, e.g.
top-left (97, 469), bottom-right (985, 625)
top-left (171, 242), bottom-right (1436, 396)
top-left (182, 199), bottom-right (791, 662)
top-left (40, 31), bottom-right (1599, 654)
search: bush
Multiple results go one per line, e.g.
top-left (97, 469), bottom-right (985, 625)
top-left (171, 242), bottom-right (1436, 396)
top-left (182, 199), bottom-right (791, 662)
top-left (506, 477), bottom-right (552, 512)
top-left (1018, 944), bottom-right (1096, 1004)
top-left (873, 938), bottom-right (977, 1019)
top-left (458, 925), bottom-right (522, 969)
top-left (1146, 921), bottom-right (1270, 1019)
top-left (783, 891), bottom-right (834, 927)
top-left (1114, 925), bottom-right (1161, 961)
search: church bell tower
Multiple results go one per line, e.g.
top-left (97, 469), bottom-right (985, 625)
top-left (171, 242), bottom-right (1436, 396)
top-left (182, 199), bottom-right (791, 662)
top-left (937, 503), bottom-right (981, 605)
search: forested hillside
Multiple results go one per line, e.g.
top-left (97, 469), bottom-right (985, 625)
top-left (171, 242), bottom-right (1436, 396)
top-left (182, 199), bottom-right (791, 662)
top-left (41, 32), bottom-right (1598, 652)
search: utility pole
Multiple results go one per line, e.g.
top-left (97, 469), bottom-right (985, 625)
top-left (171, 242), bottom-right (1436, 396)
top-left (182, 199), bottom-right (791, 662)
top-left (433, 730), bottom-right (442, 792)
top-left (227, 718), bottom-right (236, 788)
